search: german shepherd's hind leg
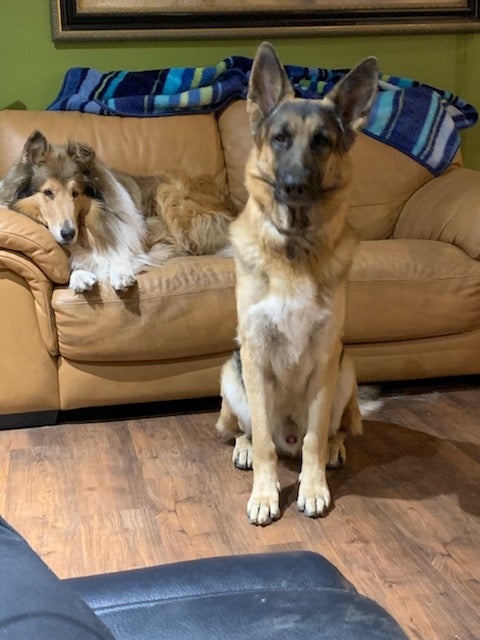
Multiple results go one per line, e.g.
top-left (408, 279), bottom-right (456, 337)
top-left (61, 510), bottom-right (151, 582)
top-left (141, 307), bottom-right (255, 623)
top-left (216, 353), bottom-right (254, 470)
top-left (328, 352), bottom-right (362, 469)
top-left (216, 395), bottom-right (253, 469)
top-left (233, 433), bottom-right (254, 470)
top-left (327, 432), bottom-right (347, 470)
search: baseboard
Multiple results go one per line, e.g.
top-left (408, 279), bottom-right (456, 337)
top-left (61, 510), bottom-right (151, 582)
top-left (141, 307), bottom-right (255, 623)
top-left (0, 410), bottom-right (59, 430)
top-left (0, 397), bottom-right (222, 430)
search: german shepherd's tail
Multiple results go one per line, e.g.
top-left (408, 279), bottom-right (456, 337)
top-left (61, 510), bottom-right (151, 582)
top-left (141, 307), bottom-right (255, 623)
top-left (358, 384), bottom-right (384, 418)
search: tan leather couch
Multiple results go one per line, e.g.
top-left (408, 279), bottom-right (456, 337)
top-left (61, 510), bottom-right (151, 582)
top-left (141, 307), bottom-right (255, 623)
top-left (1, 103), bottom-right (479, 427)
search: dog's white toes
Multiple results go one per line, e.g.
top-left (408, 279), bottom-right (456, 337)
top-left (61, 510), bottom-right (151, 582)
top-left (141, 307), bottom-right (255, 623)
top-left (110, 272), bottom-right (136, 291)
top-left (233, 444), bottom-right (253, 469)
top-left (297, 482), bottom-right (331, 518)
top-left (69, 270), bottom-right (98, 293)
top-left (232, 436), bottom-right (253, 470)
top-left (327, 440), bottom-right (346, 469)
top-left (247, 494), bottom-right (280, 526)
top-left (247, 478), bottom-right (280, 525)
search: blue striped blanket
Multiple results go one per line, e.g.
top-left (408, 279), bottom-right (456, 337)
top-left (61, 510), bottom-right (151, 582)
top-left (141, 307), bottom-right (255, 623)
top-left (47, 56), bottom-right (477, 176)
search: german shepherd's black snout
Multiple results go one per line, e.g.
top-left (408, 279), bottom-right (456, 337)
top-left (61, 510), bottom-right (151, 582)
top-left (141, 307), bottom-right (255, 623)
top-left (276, 165), bottom-right (310, 204)
top-left (275, 156), bottom-right (320, 209)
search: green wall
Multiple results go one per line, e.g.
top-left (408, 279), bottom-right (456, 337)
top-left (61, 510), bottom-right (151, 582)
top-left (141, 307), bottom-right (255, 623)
top-left (1, 2), bottom-right (480, 168)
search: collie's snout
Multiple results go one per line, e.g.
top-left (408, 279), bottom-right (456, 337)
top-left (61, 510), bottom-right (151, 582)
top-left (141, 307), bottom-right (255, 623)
top-left (59, 221), bottom-right (77, 244)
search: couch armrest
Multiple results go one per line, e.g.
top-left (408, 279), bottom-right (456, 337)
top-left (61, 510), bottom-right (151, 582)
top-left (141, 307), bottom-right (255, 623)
top-left (66, 552), bottom-right (408, 640)
top-left (0, 250), bottom-right (59, 356)
top-left (392, 168), bottom-right (480, 260)
top-left (0, 207), bottom-right (71, 283)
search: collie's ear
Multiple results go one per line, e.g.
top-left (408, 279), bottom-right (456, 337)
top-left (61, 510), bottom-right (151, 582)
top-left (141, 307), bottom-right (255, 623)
top-left (247, 42), bottom-right (294, 140)
top-left (325, 56), bottom-right (378, 149)
top-left (14, 182), bottom-right (35, 202)
top-left (67, 141), bottom-right (96, 165)
top-left (22, 130), bottom-right (49, 165)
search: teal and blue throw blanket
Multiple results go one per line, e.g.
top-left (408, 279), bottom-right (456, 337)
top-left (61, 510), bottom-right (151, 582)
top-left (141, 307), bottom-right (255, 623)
top-left (48, 56), bottom-right (477, 176)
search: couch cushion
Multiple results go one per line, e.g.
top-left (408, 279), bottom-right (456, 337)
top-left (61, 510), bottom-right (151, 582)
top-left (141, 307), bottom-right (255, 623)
top-left (52, 255), bottom-right (236, 363)
top-left (52, 240), bottom-right (480, 362)
top-left (52, 239), bottom-right (480, 363)
top-left (0, 110), bottom-right (227, 188)
top-left (218, 101), bottom-right (439, 240)
top-left (345, 239), bottom-right (480, 343)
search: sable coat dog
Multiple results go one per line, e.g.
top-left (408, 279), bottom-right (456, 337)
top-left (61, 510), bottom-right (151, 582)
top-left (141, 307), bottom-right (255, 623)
top-left (0, 131), bottom-right (233, 292)
top-left (216, 43), bottom-right (378, 525)
top-left (0, 131), bottom-right (148, 292)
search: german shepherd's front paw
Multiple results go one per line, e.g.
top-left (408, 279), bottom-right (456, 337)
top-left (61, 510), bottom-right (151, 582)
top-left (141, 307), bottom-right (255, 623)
top-left (109, 270), bottom-right (137, 291)
top-left (69, 269), bottom-right (98, 293)
top-left (297, 478), bottom-right (331, 518)
top-left (247, 478), bottom-right (281, 526)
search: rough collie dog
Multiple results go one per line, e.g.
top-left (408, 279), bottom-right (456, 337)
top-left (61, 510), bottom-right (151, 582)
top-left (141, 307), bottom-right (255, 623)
top-left (215, 42), bottom-right (378, 525)
top-left (0, 130), bottom-right (234, 292)
top-left (0, 130), bottom-right (148, 292)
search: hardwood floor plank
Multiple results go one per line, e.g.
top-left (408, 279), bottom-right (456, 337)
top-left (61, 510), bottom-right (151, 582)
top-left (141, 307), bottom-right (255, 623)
top-left (0, 376), bottom-right (479, 639)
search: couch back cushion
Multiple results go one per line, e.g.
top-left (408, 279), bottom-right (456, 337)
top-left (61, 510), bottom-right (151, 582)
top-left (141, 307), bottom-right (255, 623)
top-left (218, 101), bottom-right (447, 240)
top-left (0, 109), bottom-right (227, 188)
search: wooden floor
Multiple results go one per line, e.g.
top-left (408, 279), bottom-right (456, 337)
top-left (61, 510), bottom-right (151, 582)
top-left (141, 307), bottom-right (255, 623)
top-left (0, 376), bottom-right (479, 640)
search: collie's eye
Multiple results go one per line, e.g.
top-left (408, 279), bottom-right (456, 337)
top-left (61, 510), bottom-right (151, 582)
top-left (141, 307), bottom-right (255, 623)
top-left (71, 190), bottom-right (79, 198)
top-left (84, 184), bottom-right (96, 198)
top-left (43, 189), bottom-right (54, 199)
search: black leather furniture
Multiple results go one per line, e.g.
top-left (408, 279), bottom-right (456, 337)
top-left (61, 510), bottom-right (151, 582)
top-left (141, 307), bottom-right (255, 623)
top-left (0, 516), bottom-right (408, 639)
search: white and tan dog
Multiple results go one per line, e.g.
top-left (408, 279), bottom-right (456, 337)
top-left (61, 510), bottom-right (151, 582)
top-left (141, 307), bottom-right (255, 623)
top-left (0, 130), bottom-right (234, 293)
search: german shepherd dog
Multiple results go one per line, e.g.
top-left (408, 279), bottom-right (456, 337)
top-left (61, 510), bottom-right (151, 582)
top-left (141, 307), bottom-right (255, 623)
top-left (0, 131), bottom-right (234, 292)
top-left (216, 43), bottom-right (378, 525)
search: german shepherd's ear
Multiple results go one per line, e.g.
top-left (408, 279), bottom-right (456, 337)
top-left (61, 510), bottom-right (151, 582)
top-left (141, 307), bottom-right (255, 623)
top-left (67, 141), bottom-right (96, 166)
top-left (247, 42), bottom-right (295, 140)
top-left (22, 130), bottom-right (49, 165)
top-left (325, 56), bottom-right (378, 149)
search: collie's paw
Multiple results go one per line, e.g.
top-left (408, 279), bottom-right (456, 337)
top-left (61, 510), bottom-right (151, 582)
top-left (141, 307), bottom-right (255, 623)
top-left (109, 271), bottom-right (136, 291)
top-left (233, 435), bottom-right (253, 470)
top-left (69, 270), bottom-right (98, 293)
top-left (247, 480), bottom-right (280, 526)
top-left (297, 479), bottom-right (331, 518)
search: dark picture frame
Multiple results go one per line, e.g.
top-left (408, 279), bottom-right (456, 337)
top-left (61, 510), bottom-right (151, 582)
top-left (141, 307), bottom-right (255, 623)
top-left (50, 0), bottom-right (480, 42)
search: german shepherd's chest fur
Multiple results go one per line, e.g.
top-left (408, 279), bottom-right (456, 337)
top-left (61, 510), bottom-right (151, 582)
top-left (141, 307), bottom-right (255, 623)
top-left (231, 200), bottom-right (356, 390)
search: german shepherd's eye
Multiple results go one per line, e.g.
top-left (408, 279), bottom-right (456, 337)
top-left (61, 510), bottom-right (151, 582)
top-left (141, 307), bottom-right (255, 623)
top-left (272, 130), bottom-right (291, 148)
top-left (42, 188), bottom-right (54, 199)
top-left (310, 131), bottom-right (331, 151)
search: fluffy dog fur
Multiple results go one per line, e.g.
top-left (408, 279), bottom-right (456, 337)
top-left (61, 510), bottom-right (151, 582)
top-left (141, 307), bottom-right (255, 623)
top-left (216, 42), bottom-right (378, 525)
top-left (0, 130), bottom-right (234, 292)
